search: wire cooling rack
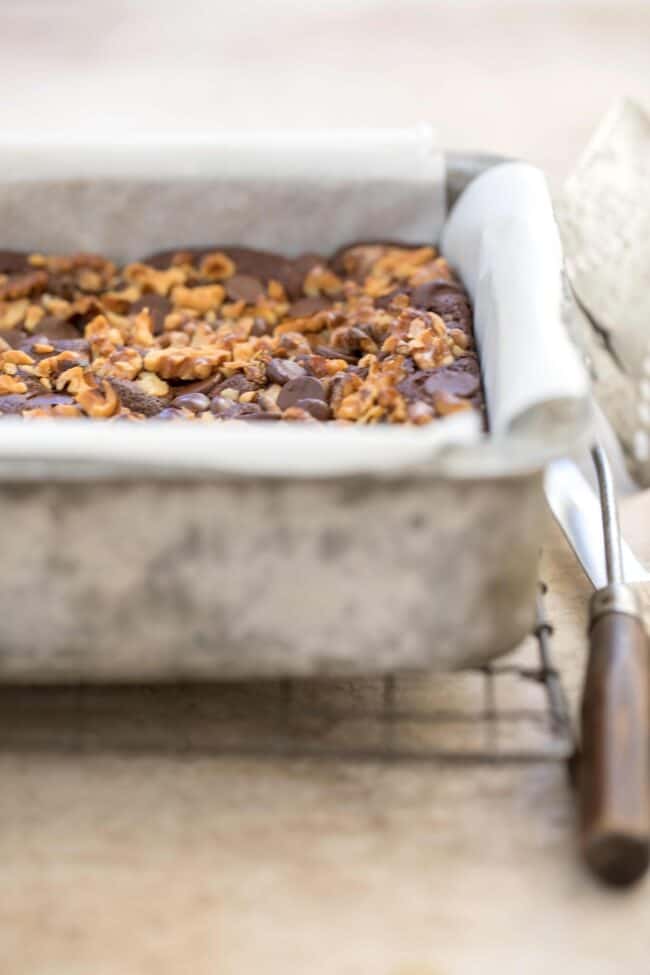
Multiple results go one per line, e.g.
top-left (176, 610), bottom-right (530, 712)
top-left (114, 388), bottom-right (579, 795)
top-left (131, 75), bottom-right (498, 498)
top-left (222, 584), bottom-right (575, 765)
top-left (0, 586), bottom-right (573, 763)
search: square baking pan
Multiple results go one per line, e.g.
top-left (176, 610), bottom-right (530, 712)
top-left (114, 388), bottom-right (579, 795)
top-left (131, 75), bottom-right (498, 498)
top-left (0, 133), bottom-right (590, 681)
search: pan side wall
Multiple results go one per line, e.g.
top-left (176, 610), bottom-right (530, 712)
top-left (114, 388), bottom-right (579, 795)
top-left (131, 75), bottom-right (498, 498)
top-left (0, 472), bottom-right (544, 681)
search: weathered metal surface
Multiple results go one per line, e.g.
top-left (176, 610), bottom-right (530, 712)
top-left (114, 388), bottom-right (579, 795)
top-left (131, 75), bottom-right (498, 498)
top-left (0, 470), bottom-right (544, 680)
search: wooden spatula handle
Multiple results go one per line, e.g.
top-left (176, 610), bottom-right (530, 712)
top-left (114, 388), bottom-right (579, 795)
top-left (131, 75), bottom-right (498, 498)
top-left (580, 598), bottom-right (650, 886)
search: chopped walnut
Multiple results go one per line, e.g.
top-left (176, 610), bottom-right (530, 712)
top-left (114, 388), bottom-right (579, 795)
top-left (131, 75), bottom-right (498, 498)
top-left (303, 266), bottom-right (342, 297)
top-left (0, 299), bottom-right (29, 330)
top-left (0, 242), bottom-right (481, 426)
top-left (136, 371), bottom-right (170, 398)
top-left (171, 285), bottom-right (226, 314)
top-left (124, 263), bottom-right (186, 295)
top-left (144, 347), bottom-right (228, 381)
top-left (199, 252), bottom-right (236, 280)
top-left (77, 378), bottom-right (119, 418)
top-left (0, 270), bottom-right (48, 301)
top-left (0, 375), bottom-right (28, 394)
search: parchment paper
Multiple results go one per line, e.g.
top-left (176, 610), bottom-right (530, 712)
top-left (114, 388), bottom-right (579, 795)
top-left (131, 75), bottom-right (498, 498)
top-left (442, 161), bottom-right (589, 437)
top-left (0, 127), bottom-right (445, 260)
top-left (0, 131), bottom-right (589, 474)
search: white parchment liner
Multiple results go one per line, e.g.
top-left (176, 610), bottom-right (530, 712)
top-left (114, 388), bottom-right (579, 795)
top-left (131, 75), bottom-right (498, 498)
top-left (442, 161), bottom-right (589, 437)
top-left (0, 130), bottom-right (588, 476)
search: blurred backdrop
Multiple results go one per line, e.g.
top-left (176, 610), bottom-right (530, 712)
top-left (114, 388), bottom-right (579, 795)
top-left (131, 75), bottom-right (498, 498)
top-left (1, 0), bottom-right (649, 184)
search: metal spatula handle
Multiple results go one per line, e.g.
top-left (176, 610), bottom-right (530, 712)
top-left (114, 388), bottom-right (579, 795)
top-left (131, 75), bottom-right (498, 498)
top-left (579, 446), bottom-right (650, 885)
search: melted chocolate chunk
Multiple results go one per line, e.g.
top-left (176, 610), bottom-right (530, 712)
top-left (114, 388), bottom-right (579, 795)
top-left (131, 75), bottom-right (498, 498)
top-left (170, 376), bottom-right (220, 398)
top-left (0, 394), bottom-right (30, 414)
top-left (283, 253), bottom-right (324, 300)
top-left (1, 328), bottom-right (27, 348)
top-left (26, 393), bottom-right (76, 409)
top-left (212, 374), bottom-right (260, 396)
top-left (171, 392), bottom-right (211, 413)
top-left (423, 358), bottom-right (480, 398)
top-left (277, 376), bottom-right (326, 410)
top-left (225, 274), bottom-right (264, 304)
top-left (266, 358), bottom-right (306, 385)
top-left (31, 316), bottom-right (82, 340)
top-left (0, 251), bottom-right (31, 274)
top-left (156, 407), bottom-right (185, 421)
top-left (295, 398), bottom-right (330, 420)
top-left (210, 396), bottom-right (236, 417)
top-left (313, 345), bottom-right (357, 364)
top-left (410, 280), bottom-right (463, 309)
top-left (399, 357), bottom-right (480, 403)
top-left (288, 296), bottom-right (331, 319)
top-left (411, 282), bottom-right (472, 331)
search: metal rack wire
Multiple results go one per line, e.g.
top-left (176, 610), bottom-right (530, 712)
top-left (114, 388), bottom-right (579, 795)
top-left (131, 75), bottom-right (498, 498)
top-left (0, 586), bottom-right (574, 764)
top-left (245, 584), bottom-right (575, 765)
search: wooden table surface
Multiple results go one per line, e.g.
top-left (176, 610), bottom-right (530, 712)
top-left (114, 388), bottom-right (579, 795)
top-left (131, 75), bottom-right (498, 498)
top-left (2, 494), bottom-right (650, 974)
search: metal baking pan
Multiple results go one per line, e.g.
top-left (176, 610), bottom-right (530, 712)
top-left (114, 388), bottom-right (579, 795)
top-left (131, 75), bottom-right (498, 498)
top-left (0, 148), bottom-right (588, 681)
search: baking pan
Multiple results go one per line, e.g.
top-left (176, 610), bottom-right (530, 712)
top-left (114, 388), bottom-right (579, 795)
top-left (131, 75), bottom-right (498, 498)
top-left (0, 144), bottom-right (589, 681)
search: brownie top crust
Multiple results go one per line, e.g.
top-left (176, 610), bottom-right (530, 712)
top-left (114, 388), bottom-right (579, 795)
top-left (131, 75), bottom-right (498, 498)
top-left (0, 243), bottom-right (483, 425)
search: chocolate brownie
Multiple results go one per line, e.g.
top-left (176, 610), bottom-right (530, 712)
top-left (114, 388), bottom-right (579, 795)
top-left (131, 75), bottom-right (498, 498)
top-left (0, 244), bottom-right (483, 424)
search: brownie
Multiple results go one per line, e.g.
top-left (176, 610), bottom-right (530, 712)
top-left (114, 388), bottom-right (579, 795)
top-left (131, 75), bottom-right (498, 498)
top-left (0, 244), bottom-right (484, 424)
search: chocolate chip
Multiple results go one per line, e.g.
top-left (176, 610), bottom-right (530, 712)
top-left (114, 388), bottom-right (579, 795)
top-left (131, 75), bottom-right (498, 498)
top-left (397, 370), bottom-right (431, 400)
top-left (170, 376), bottom-right (220, 398)
top-left (0, 390), bottom-right (77, 415)
top-left (313, 346), bottom-right (357, 364)
top-left (210, 396), bottom-right (237, 417)
top-left (108, 378), bottom-right (167, 417)
top-left (277, 376), bottom-right (326, 410)
top-left (411, 282), bottom-right (472, 330)
top-left (49, 338), bottom-right (90, 356)
top-left (156, 407), bottom-right (185, 421)
top-left (295, 398), bottom-right (330, 420)
top-left (421, 359), bottom-right (481, 399)
top-left (129, 294), bottom-right (172, 334)
top-left (266, 358), bottom-right (306, 385)
top-left (283, 253), bottom-right (324, 299)
top-left (212, 374), bottom-right (259, 395)
top-left (0, 251), bottom-right (30, 274)
top-left (210, 399), bottom-right (262, 420)
top-left (424, 370), bottom-right (479, 398)
top-left (140, 248), bottom-right (202, 270)
top-left (225, 274), bottom-right (264, 304)
top-left (288, 296), bottom-right (331, 319)
top-left (25, 393), bottom-right (76, 410)
top-left (0, 394), bottom-right (30, 414)
top-left (410, 280), bottom-right (463, 310)
top-left (171, 392), bottom-right (210, 413)
top-left (236, 404), bottom-right (264, 419)
top-left (1, 328), bottom-right (27, 348)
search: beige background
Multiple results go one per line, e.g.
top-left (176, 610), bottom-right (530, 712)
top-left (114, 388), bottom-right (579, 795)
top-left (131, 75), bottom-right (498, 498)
top-left (2, 0), bottom-right (649, 185)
